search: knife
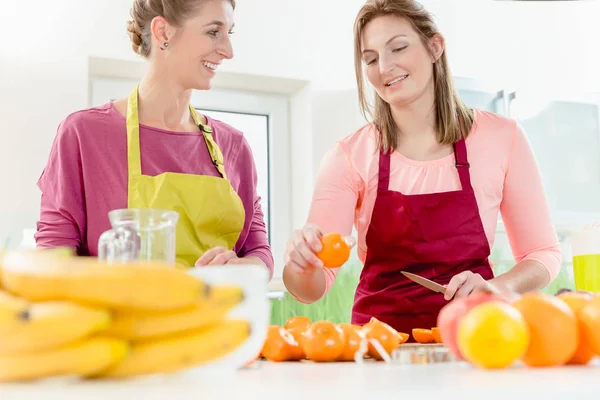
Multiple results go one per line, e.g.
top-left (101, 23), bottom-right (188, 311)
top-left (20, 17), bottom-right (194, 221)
top-left (401, 271), bottom-right (446, 294)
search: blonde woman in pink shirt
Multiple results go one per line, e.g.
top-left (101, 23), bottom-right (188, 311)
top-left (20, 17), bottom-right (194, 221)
top-left (35, 0), bottom-right (273, 276)
top-left (283, 0), bottom-right (561, 334)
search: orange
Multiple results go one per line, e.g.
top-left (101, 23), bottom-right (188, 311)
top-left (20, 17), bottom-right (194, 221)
top-left (362, 317), bottom-right (401, 360)
top-left (337, 323), bottom-right (367, 361)
top-left (302, 321), bottom-right (345, 362)
top-left (579, 295), bottom-right (600, 356)
top-left (284, 316), bottom-right (312, 331)
top-left (316, 233), bottom-right (351, 268)
top-left (558, 292), bottom-right (596, 365)
top-left (412, 328), bottom-right (435, 344)
top-left (287, 327), bottom-right (308, 359)
top-left (261, 325), bottom-right (304, 362)
top-left (399, 331), bottom-right (410, 344)
top-left (431, 327), bottom-right (442, 343)
top-left (513, 292), bottom-right (578, 367)
top-left (457, 301), bottom-right (529, 369)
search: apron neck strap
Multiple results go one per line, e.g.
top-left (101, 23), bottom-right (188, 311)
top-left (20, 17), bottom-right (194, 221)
top-left (126, 86), bottom-right (143, 177)
top-left (125, 86), bottom-right (228, 180)
top-left (377, 149), bottom-right (392, 190)
top-left (189, 106), bottom-right (228, 180)
top-left (453, 138), bottom-right (472, 191)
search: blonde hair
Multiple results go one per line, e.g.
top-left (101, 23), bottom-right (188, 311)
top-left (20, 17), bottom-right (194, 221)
top-left (127, 0), bottom-right (236, 58)
top-left (353, 0), bottom-right (474, 151)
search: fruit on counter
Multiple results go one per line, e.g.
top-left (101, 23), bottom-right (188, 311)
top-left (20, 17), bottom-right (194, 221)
top-left (437, 291), bottom-right (509, 360)
top-left (0, 336), bottom-right (129, 383)
top-left (302, 320), bottom-right (346, 362)
top-left (578, 295), bottom-right (600, 355)
top-left (0, 254), bottom-right (209, 311)
top-left (362, 317), bottom-right (404, 360)
top-left (557, 291), bottom-right (595, 365)
top-left (431, 327), bottom-right (442, 343)
top-left (412, 328), bottom-right (435, 344)
top-left (337, 323), bottom-right (366, 362)
top-left (98, 319), bottom-right (250, 378)
top-left (284, 315), bottom-right (312, 331)
top-left (316, 233), bottom-right (351, 268)
top-left (513, 292), bottom-right (578, 367)
top-left (0, 301), bottom-right (111, 355)
top-left (261, 325), bottom-right (304, 362)
top-left (457, 301), bottom-right (529, 369)
top-left (0, 290), bottom-right (29, 323)
top-left (104, 284), bottom-right (244, 341)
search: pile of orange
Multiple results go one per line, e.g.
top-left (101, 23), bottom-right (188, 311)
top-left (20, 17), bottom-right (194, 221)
top-left (260, 316), bottom-right (411, 362)
top-left (448, 291), bottom-right (600, 370)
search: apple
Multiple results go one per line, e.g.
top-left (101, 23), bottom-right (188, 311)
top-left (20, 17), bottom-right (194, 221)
top-left (437, 291), bottom-right (512, 360)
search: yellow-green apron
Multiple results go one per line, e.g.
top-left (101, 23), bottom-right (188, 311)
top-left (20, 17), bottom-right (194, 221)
top-left (126, 86), bottom-right (245, 267)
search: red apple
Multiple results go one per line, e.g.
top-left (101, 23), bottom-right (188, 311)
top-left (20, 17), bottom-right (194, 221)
top-left (437, 291), bottom-right (512, 360)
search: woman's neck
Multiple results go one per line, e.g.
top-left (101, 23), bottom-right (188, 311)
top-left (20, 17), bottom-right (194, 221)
top-left (389, 85), bottom-right (452, 161)
top-left (390, 84), bottom-right (437, 140)
top-left (136, 67), bottom-right (200, 131)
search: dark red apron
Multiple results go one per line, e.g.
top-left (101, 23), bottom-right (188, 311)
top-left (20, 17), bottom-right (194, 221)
top-left (351, 138), bottom-right (494, 338)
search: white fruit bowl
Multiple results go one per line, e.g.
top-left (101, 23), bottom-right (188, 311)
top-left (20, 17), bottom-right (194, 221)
top-left (185, 264), bottom-right (271, 372)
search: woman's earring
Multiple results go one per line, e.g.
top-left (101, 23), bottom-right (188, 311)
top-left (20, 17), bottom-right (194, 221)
top-left (160, 42), bottom-right (169, 50)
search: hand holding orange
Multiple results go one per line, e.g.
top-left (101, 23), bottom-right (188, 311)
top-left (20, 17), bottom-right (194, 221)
top-left (316, 232), bottom-right (354, 268)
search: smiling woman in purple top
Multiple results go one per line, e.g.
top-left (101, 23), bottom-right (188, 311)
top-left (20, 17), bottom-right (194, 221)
top-left (35, 0), bottom-right (273, 278)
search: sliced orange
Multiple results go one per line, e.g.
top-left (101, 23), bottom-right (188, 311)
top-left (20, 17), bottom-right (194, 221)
top-left (399, 332), bottom-right (410, 344)
top-left (431, 327), bottom-right (442, 343)
top-left (412, 328), bottom-right (436, 344)
top-left (362, 317), bottom-right (401, 360)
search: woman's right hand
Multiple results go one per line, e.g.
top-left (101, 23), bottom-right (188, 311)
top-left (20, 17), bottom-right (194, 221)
top-left (284, 223), bottom-right (326, 276)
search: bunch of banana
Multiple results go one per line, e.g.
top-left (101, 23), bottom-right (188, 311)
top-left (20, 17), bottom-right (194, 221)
top-left (0, 251), bottom-right (252, 383)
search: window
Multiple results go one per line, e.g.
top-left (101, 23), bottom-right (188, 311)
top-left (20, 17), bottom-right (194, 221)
top-left (195, 108), bottom-right (271, 236)
top-left (89, 77), bottom-right (292, 276)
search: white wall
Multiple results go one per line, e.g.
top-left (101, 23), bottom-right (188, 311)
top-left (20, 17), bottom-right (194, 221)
top-left (2, 0), bottom-right (600, 250)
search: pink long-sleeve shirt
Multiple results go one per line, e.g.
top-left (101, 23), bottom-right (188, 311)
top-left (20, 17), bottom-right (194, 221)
top-left (307, 109), bottom-right (562, 300)
top-left (35, 102), bottom-right (274, 278)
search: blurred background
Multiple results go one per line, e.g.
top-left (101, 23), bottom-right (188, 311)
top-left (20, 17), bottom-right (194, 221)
top-left (1, 0), bottom-right (600, 323)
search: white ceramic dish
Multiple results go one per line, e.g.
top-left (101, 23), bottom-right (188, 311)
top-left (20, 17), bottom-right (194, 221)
top-left (185, 264), bottom-right (271, 371)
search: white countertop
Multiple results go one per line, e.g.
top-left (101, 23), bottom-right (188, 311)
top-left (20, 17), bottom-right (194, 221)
top-left (1, 360), bottom-right (598, 400)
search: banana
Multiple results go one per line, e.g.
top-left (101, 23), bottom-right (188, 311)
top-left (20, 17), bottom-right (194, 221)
top-left (106, 285), bottom-right (244, 340)
top-left (0, 301), bottom-right (111, 355)
top-left (0, 253), bottom-right (208, 311)
top-left (99, 319), bottom-right (251, 378)
top-left (0, 290), bottom-right (29, 325)
top-left (0, 336), bottom-right (129, 383)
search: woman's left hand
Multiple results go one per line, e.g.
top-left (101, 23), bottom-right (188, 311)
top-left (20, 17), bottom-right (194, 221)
top-left (195, 247), bottom-right (246, 266)
top-left (443, 271), bottom-right (506, 301)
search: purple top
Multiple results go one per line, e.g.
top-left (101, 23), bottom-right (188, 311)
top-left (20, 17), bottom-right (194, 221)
top-left (35, 102), bottom-right (274, 277)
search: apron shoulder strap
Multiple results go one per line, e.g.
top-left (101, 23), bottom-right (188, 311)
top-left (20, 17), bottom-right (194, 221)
top-left (189, 106), bottom-right (228, 180)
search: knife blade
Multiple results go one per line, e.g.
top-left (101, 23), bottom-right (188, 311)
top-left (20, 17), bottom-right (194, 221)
top-left (401, 271), bottom-right (446, 294)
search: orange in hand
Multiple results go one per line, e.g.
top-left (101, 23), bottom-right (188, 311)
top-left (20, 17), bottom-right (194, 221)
top-left (302, 321), bottom-right (345, 362)
top-left (558, 291), bottom-right (596, 365)
top-left (412, 328), bottom-right (436, 344)
top-left (362, 317), bottom-right (402, 360)
top-left (513, 292), bottom-right (578, 367)
top-left (337, 323), bottom-right (367, 362)
top-left (261, 325), bottom-right (304, 362)
top-left (316, 233), bottom-right (351, 268)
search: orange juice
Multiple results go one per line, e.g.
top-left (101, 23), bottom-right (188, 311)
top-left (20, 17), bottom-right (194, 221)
top-left (573, 254), bottom-right (600, 292)
top-left (571, 222), bottom-right (600, 293)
